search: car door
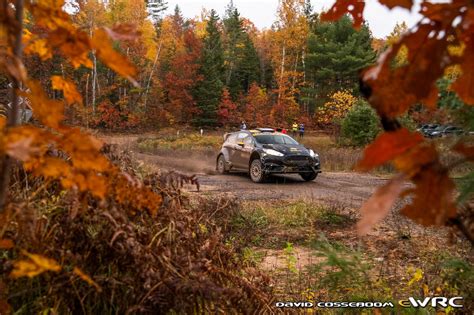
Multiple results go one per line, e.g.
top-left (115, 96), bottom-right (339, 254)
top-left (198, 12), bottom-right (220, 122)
top-left (238, 136), bottom-right (255, 168)
top-left (233, 132), bottom-right (251, 169)
top-left (222, 134), bottom-right (239, 167)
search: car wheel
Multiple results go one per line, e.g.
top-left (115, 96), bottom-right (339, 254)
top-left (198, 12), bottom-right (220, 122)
top-left (216, 155), bottom-right (228, 174)
top-left (300, 172), bottom-right (318, 181)
top-left (249, 159), bottom-right (266, 183)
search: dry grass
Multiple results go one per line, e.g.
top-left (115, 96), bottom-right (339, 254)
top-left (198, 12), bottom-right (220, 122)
top-left (229, 199), bottom-right (474, 314)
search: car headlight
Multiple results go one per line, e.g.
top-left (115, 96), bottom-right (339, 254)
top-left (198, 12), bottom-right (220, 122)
top-left (263, 148), bottom-right (284, 157)
top-left (309, 149), bottom-right (319, 159)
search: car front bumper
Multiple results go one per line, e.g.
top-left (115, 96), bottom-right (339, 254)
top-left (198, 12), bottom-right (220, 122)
top-left (261, 155), bottom-right (321, 174)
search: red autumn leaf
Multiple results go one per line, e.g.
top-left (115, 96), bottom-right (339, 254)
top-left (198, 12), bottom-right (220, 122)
top-left (320, 0), bottom-right (365, 29)
top-left (451, 39), bottom-right (474, 105)
top-left (363, 24), bottom-right (451, 117)
top-left (379, 0), bottom-right (413, 10)
top-left (393, 143), bottom-right (438, 177)
top-left (356, 128), bottom-right (424, 171)
top-left (401, 166), bottom-right (457, 226)
top-left (453, 141), bottom-right (474, 161)
top-left (357, 175), bottom-right (405, 235)
top-left (0, 239), bottom-right (14, 249)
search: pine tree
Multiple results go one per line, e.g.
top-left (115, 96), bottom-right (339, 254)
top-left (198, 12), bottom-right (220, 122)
top-left (222, 4), bottom-right (261, 99)
top-left (193, 10), bottom-right (224, 126)
top-left (304, 15), bottom-right (376, 112)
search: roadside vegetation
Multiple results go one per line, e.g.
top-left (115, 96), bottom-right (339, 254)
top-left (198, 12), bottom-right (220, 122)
top-left (231, 200), bottom-right (474, 313)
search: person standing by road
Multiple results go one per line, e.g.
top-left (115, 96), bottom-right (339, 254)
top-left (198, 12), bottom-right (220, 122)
top-left (299, 123), bottom-right (305, 138)
top-left (292, 122), bottom-right (298, 137)
top-left (240, 121), bottom-right (247, 130)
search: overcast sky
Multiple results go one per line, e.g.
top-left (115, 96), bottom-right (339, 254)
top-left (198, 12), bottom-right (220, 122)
top-left (164, 0), bottom-right (422, 38)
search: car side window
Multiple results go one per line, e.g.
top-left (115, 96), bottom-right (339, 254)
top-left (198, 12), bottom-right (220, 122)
top-left (226, 134), bottom-right (238, 144)
top-left (237, 132), bottom-right (248, 140)
top-left (243, 136), bottom-right (254, 147)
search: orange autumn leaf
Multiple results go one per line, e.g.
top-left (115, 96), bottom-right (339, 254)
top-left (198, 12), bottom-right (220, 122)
top-left (0, 116), bottom-right (6, 129)
top-left (11, 251), bottom-right (61, 278)
top-left (73, 267), bottom-right (102, 292)
top-left (25, 38), bottom-right (53, 60)
top-left (393, 144), bottom-right (438, 177)
top-left (48, 28), bottom-right (93, 68)
top-left (320, 0), bottom-right (365, 29)
top-left (401, 167), bottom-right (457, 226)
top-left (91, 29), bottom-right (138, 86)
top-left (25, 80), bottom-right (64, 128)
top-left (5, 136), bottom-right (40, 161)
top-left (357, 175), bottom-right (406, 235)
top-left (51, 76), bottom-right (83, 105)
top-left (0, 239), bottom-right (14, 249)
top-left (356, 128), bottom-right (424, 171)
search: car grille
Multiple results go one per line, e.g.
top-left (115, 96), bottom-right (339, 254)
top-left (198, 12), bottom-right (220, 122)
top-left (285, 155), bottom-right (311, 165)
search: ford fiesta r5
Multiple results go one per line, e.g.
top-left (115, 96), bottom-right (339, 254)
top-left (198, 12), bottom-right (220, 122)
top-left (216, 128), bottom-right (321, 183)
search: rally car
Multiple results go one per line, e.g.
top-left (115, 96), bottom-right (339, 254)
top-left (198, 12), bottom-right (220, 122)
top-left (216, 128), bottom-right (321, 183)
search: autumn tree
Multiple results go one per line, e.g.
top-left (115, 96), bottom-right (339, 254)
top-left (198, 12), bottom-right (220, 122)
top-left (218, 88), bottom-right (238, 126)
top-left (162, 28), bottom-right (202, 125)
top-left (193, 10), bottom-right (224, 126)
top-left (243, 83), bottom-right (270, 127)
top-left (270, 0), bottom-right (308, 122)
top-left (315, 90), bottom-right (357, 127)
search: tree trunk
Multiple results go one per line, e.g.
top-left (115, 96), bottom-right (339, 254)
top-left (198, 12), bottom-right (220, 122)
top-left (277, 46), bottom-right (286, 105)
top-left (0, 0), bottom-right (24, 212)
top-left (144, 39), bottom-right (162, 110)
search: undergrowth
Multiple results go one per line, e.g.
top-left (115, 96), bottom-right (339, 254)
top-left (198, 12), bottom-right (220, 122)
top-left (0, 145), bottom-right (273, 314)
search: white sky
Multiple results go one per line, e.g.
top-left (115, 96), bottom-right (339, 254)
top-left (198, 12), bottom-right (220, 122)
top-left (164, 0), bottom-right (422, 38)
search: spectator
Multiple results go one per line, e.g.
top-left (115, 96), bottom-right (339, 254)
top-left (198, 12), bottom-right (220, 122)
top-left (240, 121), bottom-right (247, 130)
top-left (282, 128), bottom-right (287, 134)
top-left (292, 122), bottom-right (298, 137)
top-left (299, 123), bottom-right (305, 138)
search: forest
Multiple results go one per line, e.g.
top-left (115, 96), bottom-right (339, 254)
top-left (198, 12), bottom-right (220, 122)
top-left (1, 0), bottom-right (474, 313)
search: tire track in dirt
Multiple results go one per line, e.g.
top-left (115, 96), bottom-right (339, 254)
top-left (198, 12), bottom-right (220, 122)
top-left (100, 133), bottom-right (389, 206)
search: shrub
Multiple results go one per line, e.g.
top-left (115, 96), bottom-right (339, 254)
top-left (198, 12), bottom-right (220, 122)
top-left (340, 99), bottom-right (381, 146)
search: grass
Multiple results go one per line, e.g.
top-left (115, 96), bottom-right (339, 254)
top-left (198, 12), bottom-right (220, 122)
top-left (137, 133), bottom-right (222, 152)
top-left (228, 199), bottom-right (474, 314)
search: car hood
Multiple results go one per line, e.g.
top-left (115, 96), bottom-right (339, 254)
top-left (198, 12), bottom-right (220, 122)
top-left (262, 144), bottom-right (311, 155)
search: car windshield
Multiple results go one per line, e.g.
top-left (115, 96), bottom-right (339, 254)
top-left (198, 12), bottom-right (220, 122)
top-left (254, 134), bottom-right (299, 145)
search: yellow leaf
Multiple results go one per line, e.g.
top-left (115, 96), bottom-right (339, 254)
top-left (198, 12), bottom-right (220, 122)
top-left (408, 268), bottom-right (423, 286)
top-left (11, 251), bottom-right (61, 278)
top-left (73, 267), bottom-right (102, 292)
top-left (51, 76), bottom-right (83, 105)
top-left (422, 283), bottom-right (429, 296)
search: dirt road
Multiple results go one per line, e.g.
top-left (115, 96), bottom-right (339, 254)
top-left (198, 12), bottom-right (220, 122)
top-left (100, 134), bottom-right (388, 206)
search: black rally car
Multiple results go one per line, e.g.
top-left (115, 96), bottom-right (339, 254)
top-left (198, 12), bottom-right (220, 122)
top-left (216, 128), bottom-right (321, 183)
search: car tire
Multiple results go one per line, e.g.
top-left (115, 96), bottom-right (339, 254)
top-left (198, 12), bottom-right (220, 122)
top-left (300, 172), bottom-right (318, 181)
top-left (249, 159), bottom-right (266, 183)
top-left (216, 154), bottom-right (228, 174)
